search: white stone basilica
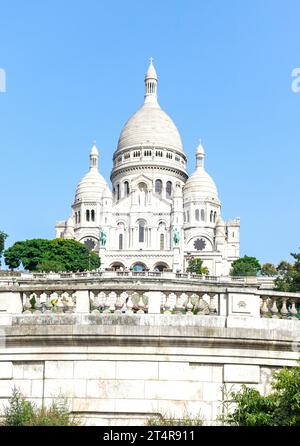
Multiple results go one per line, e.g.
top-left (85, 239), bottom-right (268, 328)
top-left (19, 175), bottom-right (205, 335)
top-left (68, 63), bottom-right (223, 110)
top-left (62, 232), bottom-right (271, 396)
top-left (55, 60), bottom-right (240, 275)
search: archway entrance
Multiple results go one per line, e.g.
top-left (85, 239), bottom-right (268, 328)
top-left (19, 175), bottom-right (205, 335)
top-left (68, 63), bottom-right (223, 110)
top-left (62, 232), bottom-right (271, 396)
top-left (153, 262), bottom-right (169, 272)
top-left (131, 262), bottom-right (147, 272)
top-left (110, 262), bottom-right (125, 271)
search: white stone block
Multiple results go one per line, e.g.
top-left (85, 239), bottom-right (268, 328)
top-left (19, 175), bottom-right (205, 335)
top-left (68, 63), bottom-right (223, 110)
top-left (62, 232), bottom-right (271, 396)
top-left (224, 365), bottom-right (260, 383)
top-left (145, 380), bottom-right (202, 401)
top-left (114, 398), bottom-right (159, 413)
top-left (45, 361), bottom-right (73, 379)
top-left (13, 363), bottom-right (23, 379)
top-left (228, 293), bottom-right (260, 317)
top-left (72, 398), bottom-right (115, 412)
top-left (0, 362), bottom-right (12, 379)
top-left (44, 379), bottom-right (86, 398)
top-left (146, 292), bottom-right (162, 314)
top-left (74, 361), bottom-right (115, 379)
top-left (23, 363), bottom-right (43, 379)
top-left (75, 291), bottom-right (90, 313)
top-left (31, 380), bottom-right (43, 398)
top-left (202, 382), bottom-right (222, 402)
top-left (116, 361), bottom-right (158, 380)
top-left (87, 379), bottom-right (145, 399)
top-left (0, 381), bottom-right (14, 398)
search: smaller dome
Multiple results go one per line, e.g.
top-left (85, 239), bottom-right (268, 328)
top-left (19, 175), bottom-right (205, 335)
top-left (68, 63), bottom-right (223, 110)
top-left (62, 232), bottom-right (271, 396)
top-left (184, 169), bottom-right (219, 202)
top-left (75, 169), bottom-right (108, 202)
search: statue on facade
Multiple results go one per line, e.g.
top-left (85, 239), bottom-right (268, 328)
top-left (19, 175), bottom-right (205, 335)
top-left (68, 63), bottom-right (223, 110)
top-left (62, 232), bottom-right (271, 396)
top-left (173, 228), bottom-right (180, 246)
top-left (99, 228), bottom-right (107, 247)
top-left (138, 185), bottom-right (146, 206)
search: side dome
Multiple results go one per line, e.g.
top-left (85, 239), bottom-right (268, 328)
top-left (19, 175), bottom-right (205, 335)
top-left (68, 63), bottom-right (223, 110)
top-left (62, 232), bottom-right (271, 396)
top-left (75, 170), bottom-right (108, 201)
top-left (74, 143), bottom-right (109, 202)
top-left (184, 169), bottom-right (218, 201)
top-left (184, 142), bottom-right (219, 203)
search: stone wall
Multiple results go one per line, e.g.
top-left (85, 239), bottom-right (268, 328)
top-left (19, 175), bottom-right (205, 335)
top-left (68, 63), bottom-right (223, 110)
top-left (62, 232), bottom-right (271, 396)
top-left (0, 314), bottom-right (299, 426)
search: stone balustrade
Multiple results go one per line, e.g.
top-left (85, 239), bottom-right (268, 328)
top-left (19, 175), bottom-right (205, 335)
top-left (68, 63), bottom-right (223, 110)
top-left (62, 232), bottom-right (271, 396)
top-left (0, 273), bottom-right (298, 320)
top-left (260, 291), bottom-right (300, 320)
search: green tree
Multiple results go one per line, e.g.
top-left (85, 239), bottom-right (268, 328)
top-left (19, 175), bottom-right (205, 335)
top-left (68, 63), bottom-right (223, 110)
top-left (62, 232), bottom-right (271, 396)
top-left (261, 263), bottom-right (277, 276)
top-left (275, 251), bottom-right (300, 292)
top-left (220, 362), bottom-right (300, 426)
top-left (186, 258), bottom-right (209, 275)
top-left (230, 255), bottom-right (261, 277)
top-left (4, 238), bottom-right (100, 272)
top-left (0, 230), bottom-right (8, 267)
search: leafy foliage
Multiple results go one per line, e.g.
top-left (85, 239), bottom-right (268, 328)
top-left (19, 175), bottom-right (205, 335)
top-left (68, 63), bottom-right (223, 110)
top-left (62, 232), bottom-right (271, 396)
top-left (220, 363), bottom-right (300, 426)
top-left (0, 230), bottom-right (8, 267)
top-left (274, 251), bottom-right (300, 292)
top-left (4, 388), bottom-right (80, 426)
top-left (230, 255), bottom-right (261, 277)
top-left (4, 238), bottom-right (100, 272)
top-left (261, 263), bottom-right (277, 276)
top-left (186, 258), bottom-right (209, 275)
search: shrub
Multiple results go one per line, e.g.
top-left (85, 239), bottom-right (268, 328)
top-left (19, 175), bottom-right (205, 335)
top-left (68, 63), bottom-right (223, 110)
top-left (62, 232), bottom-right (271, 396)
top-left (145, 410), bottom-right (203, 426)
top-left (4, 388), bottom-right (80, 426)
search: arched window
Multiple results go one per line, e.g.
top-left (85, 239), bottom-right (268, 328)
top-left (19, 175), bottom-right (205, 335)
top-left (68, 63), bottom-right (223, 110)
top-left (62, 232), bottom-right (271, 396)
top-left (91, 210), bottom-right (95, 222)
top-left (166, 181), bottom-right (172, 199)
top-left (138, 220), bottom-right (145, 243)
top-left (210, 210), bottom-right (213, 222)
top-left (75, 213), bottom-right (77, 224)
top-left (119, 233), bottom-right (123, 250)
top-left (183, 212), bottom-right (186, 223)
top-left (195, 209), bottom-right (200, 221)
top-left (124, 181), bottom-right (129, 197)
top-left (155, 179), bottom-right (162, 194)
top-left (86, 210), bottom-right (90, 222)
top-left (214, 211), bottom-right (217, 223)
top-left (187, 211), bottom-right (190, 222)
top-left (201, 209), bottom-right (205, 221)
top-left (160, 233), bottom-right (164, 250)
top-left (78, 211), bottom-right (81, 223)
top-left (117, 184), bottom-right (120, 201)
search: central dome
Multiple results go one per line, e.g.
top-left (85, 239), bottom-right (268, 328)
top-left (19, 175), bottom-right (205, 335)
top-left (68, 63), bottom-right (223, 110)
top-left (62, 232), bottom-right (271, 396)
top-left (115, 60), bottom-right (185, 155)
top-left (116, 102), bottom-right (184, 153)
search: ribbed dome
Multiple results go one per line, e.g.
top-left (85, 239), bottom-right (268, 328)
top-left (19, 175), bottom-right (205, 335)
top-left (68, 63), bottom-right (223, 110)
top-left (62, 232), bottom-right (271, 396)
top-left (75, 169), bottom-right (108, 201)
top-left (184, 168), bottom-right (219, 201)
top-left (116, 102), bottom-right (184, 153)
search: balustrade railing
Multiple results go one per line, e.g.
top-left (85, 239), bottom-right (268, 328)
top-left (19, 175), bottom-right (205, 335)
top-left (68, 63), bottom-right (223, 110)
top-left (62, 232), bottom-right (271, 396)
top-left (22, 291), bottom-right (76, 314)
top-left (260, 294), bottom-right (300, 319)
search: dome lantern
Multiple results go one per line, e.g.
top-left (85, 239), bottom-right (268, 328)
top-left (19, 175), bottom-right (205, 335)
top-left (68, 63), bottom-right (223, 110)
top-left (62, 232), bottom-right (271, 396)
top-left (144, 57), bottom-right (158, 105)
top-left (196, 140), bottom-right (205, 169)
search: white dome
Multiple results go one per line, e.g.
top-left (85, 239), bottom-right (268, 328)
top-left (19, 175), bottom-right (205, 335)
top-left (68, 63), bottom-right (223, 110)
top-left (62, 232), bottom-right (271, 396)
top-left (116, 102), bottom-right (184, 153)
top-left (184, 168), bottom-right (219, 202)
top-left (75, 169), bottom-right (108, 201)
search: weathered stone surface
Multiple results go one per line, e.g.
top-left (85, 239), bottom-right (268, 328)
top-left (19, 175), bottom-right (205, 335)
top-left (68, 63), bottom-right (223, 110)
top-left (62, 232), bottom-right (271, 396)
top-left (145, 380), bottom-right (202, 401)
top-left (74, 361), bottom-right (115, 379)
top-left (116, 361), bottom-right (158, 380)
top-left (87, 379), bottom-right (144, 399)
top-left (0, 362), bottom-right (12, 379)
top-left (45, 361), bottom-right (73, 379)
top-left (44, 379), bottom-right (86, 398)
top-left (224, 364), bottom-right (260, 383)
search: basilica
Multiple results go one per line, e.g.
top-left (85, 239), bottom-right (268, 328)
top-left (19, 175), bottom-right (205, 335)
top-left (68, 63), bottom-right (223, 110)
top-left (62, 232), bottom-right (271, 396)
top-left (55, 60), bottom-right (240, 275)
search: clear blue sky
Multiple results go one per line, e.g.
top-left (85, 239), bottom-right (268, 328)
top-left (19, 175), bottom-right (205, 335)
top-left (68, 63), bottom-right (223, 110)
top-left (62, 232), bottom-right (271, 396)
top-left (0, 0), bottom-right (299, 265)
